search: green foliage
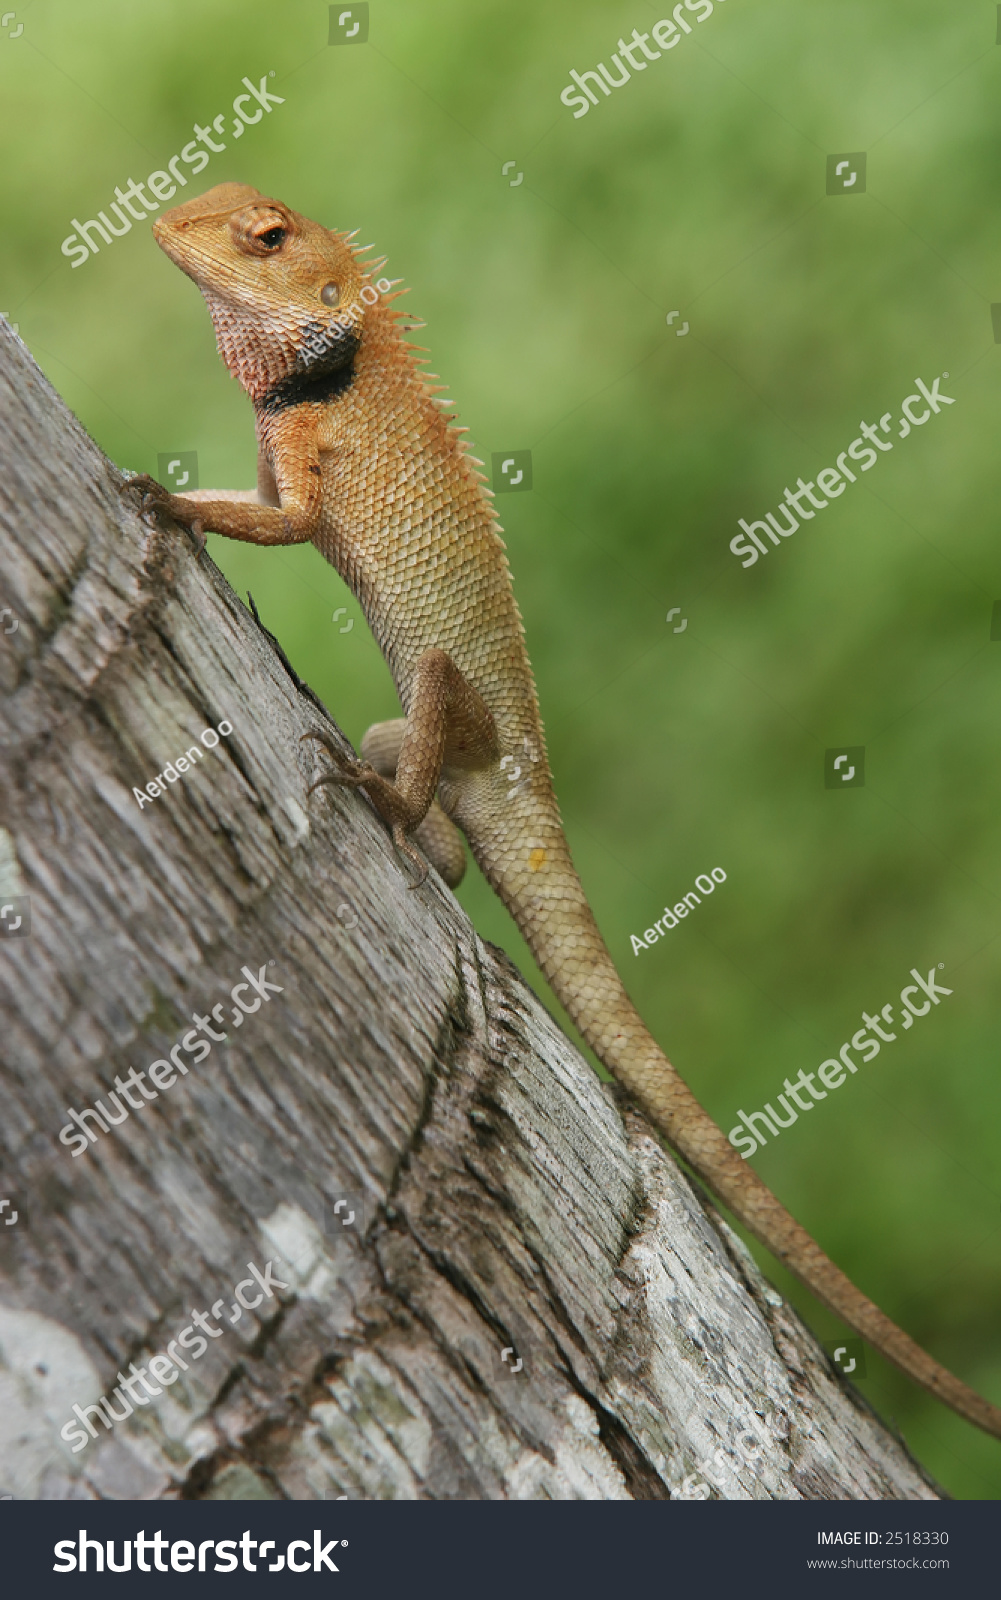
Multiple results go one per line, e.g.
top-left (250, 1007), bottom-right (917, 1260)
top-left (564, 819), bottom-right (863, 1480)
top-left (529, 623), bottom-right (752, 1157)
top-left (4, 0), bottom-right (999, 1497)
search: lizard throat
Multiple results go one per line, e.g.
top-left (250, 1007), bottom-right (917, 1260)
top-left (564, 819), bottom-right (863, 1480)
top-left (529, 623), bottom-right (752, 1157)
top-left (202, 291), bottom-right (357, 405)
top-left (257, 353), bottom-right (358, 416)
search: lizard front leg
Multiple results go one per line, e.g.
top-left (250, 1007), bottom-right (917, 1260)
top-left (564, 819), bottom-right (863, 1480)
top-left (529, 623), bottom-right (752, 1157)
top-left (304, 649), bottom-right (497, 887)
top-left (124, 413), bottom-right (322, 551)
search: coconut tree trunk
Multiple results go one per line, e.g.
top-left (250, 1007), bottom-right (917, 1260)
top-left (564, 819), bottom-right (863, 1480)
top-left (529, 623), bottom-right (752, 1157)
top-left (0, 326), bottom-right (940, 1501)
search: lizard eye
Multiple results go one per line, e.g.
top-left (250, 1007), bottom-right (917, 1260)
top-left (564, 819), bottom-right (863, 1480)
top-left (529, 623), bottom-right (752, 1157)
top-left (232, 204), bottom-right (294, 256)
top-left (320, 282), bottom-right (340, 307)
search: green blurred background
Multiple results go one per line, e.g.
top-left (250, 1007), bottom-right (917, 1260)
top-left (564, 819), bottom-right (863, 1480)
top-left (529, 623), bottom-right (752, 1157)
top-left (4, 0), bottom-right (1000, 1497)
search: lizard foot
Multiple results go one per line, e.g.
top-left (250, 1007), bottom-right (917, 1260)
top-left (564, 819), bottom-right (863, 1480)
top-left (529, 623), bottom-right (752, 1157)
top-left (301, 730), bottom-right (379, 795)
top-left (302, 731), bottom-right (430, 888)
top-left (121, 475), bottom-right (207, 556)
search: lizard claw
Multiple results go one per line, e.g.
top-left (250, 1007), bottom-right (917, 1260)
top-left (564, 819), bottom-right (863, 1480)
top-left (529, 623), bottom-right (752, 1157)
top-left (122, 473), bottom-right (171, 515)
top-left (301, 730), bottom-right (375, 793)
top-left (393, 826), bottom-right (429, 889)
top-left (120, 472), bottom-right (162, 499)
top-left (122, 475), bottom-right (207, 556)
top-left (302, 731), bottom-right (430, 888)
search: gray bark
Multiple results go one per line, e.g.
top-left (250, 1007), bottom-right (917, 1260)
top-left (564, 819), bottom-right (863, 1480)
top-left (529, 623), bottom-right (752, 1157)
top-left (0, 326), bottom-right (940, 1501)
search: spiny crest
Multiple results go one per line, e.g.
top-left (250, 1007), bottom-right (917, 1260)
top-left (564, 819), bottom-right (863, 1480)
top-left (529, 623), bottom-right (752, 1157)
top-left (323, 228), bottom-right (493, 493)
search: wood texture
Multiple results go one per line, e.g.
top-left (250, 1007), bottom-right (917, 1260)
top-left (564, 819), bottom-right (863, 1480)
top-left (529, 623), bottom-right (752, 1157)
top-left (0, 327), bottom-right (940, 1500)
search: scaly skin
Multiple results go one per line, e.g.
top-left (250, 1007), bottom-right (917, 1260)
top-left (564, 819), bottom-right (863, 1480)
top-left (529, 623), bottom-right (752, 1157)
top-left (131, 183), bottom-right (1001, 1441)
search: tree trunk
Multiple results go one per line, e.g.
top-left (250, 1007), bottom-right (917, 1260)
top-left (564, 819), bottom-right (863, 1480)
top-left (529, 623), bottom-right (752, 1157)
top-left (0, 327), bottom-right (940, 1501)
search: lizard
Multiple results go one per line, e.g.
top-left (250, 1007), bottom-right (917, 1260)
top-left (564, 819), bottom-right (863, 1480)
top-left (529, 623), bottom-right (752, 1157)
top-left (127, 181), bottom-right (1001, 1443)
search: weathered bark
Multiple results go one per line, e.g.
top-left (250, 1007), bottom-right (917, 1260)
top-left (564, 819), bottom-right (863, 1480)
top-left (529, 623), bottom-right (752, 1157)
top-left (0, 326), bottom-right (940, 1501)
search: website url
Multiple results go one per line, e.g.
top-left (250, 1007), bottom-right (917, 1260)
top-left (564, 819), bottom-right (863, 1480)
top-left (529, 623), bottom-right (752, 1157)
top-left (807, 1558), bottom-right (949, 1570)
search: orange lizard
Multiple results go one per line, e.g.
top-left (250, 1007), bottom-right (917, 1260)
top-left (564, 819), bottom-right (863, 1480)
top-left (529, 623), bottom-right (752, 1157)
top-left (128, 182), bottom-right (1001, 1443)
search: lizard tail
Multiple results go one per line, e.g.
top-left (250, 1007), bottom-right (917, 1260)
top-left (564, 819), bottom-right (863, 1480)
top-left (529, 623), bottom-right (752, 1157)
top-left (492, 826), bottom-right (1001, 1440)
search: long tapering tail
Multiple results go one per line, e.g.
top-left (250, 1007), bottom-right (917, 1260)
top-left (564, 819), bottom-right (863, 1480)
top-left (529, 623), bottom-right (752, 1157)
top-left (489, 823), bottom-right (1001, 1441)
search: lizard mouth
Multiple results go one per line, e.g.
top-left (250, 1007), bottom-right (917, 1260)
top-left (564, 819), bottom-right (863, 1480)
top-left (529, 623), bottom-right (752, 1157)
top-left (151, 215), bottom-right (215, 287)
top-left (151, 215), bottom-right (183, 261)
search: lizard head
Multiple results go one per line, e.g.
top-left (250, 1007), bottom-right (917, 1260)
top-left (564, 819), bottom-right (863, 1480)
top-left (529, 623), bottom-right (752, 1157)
top-left (152, 183), bottom-right (377, 402)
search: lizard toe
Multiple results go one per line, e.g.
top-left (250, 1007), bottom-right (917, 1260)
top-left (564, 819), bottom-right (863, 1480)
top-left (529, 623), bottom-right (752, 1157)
top-left (301, 731), bottom-right (374, 795)
top-left (394, 826), bottom-right (429, 889)
top-left (120, 472), bottom-right (163, 498)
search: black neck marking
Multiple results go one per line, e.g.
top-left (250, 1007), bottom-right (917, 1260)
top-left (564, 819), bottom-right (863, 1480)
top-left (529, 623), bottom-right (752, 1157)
top-left (258, 356), bottom-right (357, 417)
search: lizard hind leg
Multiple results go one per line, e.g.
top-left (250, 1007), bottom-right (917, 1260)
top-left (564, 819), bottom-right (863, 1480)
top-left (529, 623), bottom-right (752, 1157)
top-left (305, 650), bottom-right (495, 889)
top-left (361, 719), bottom-right (467, 888)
